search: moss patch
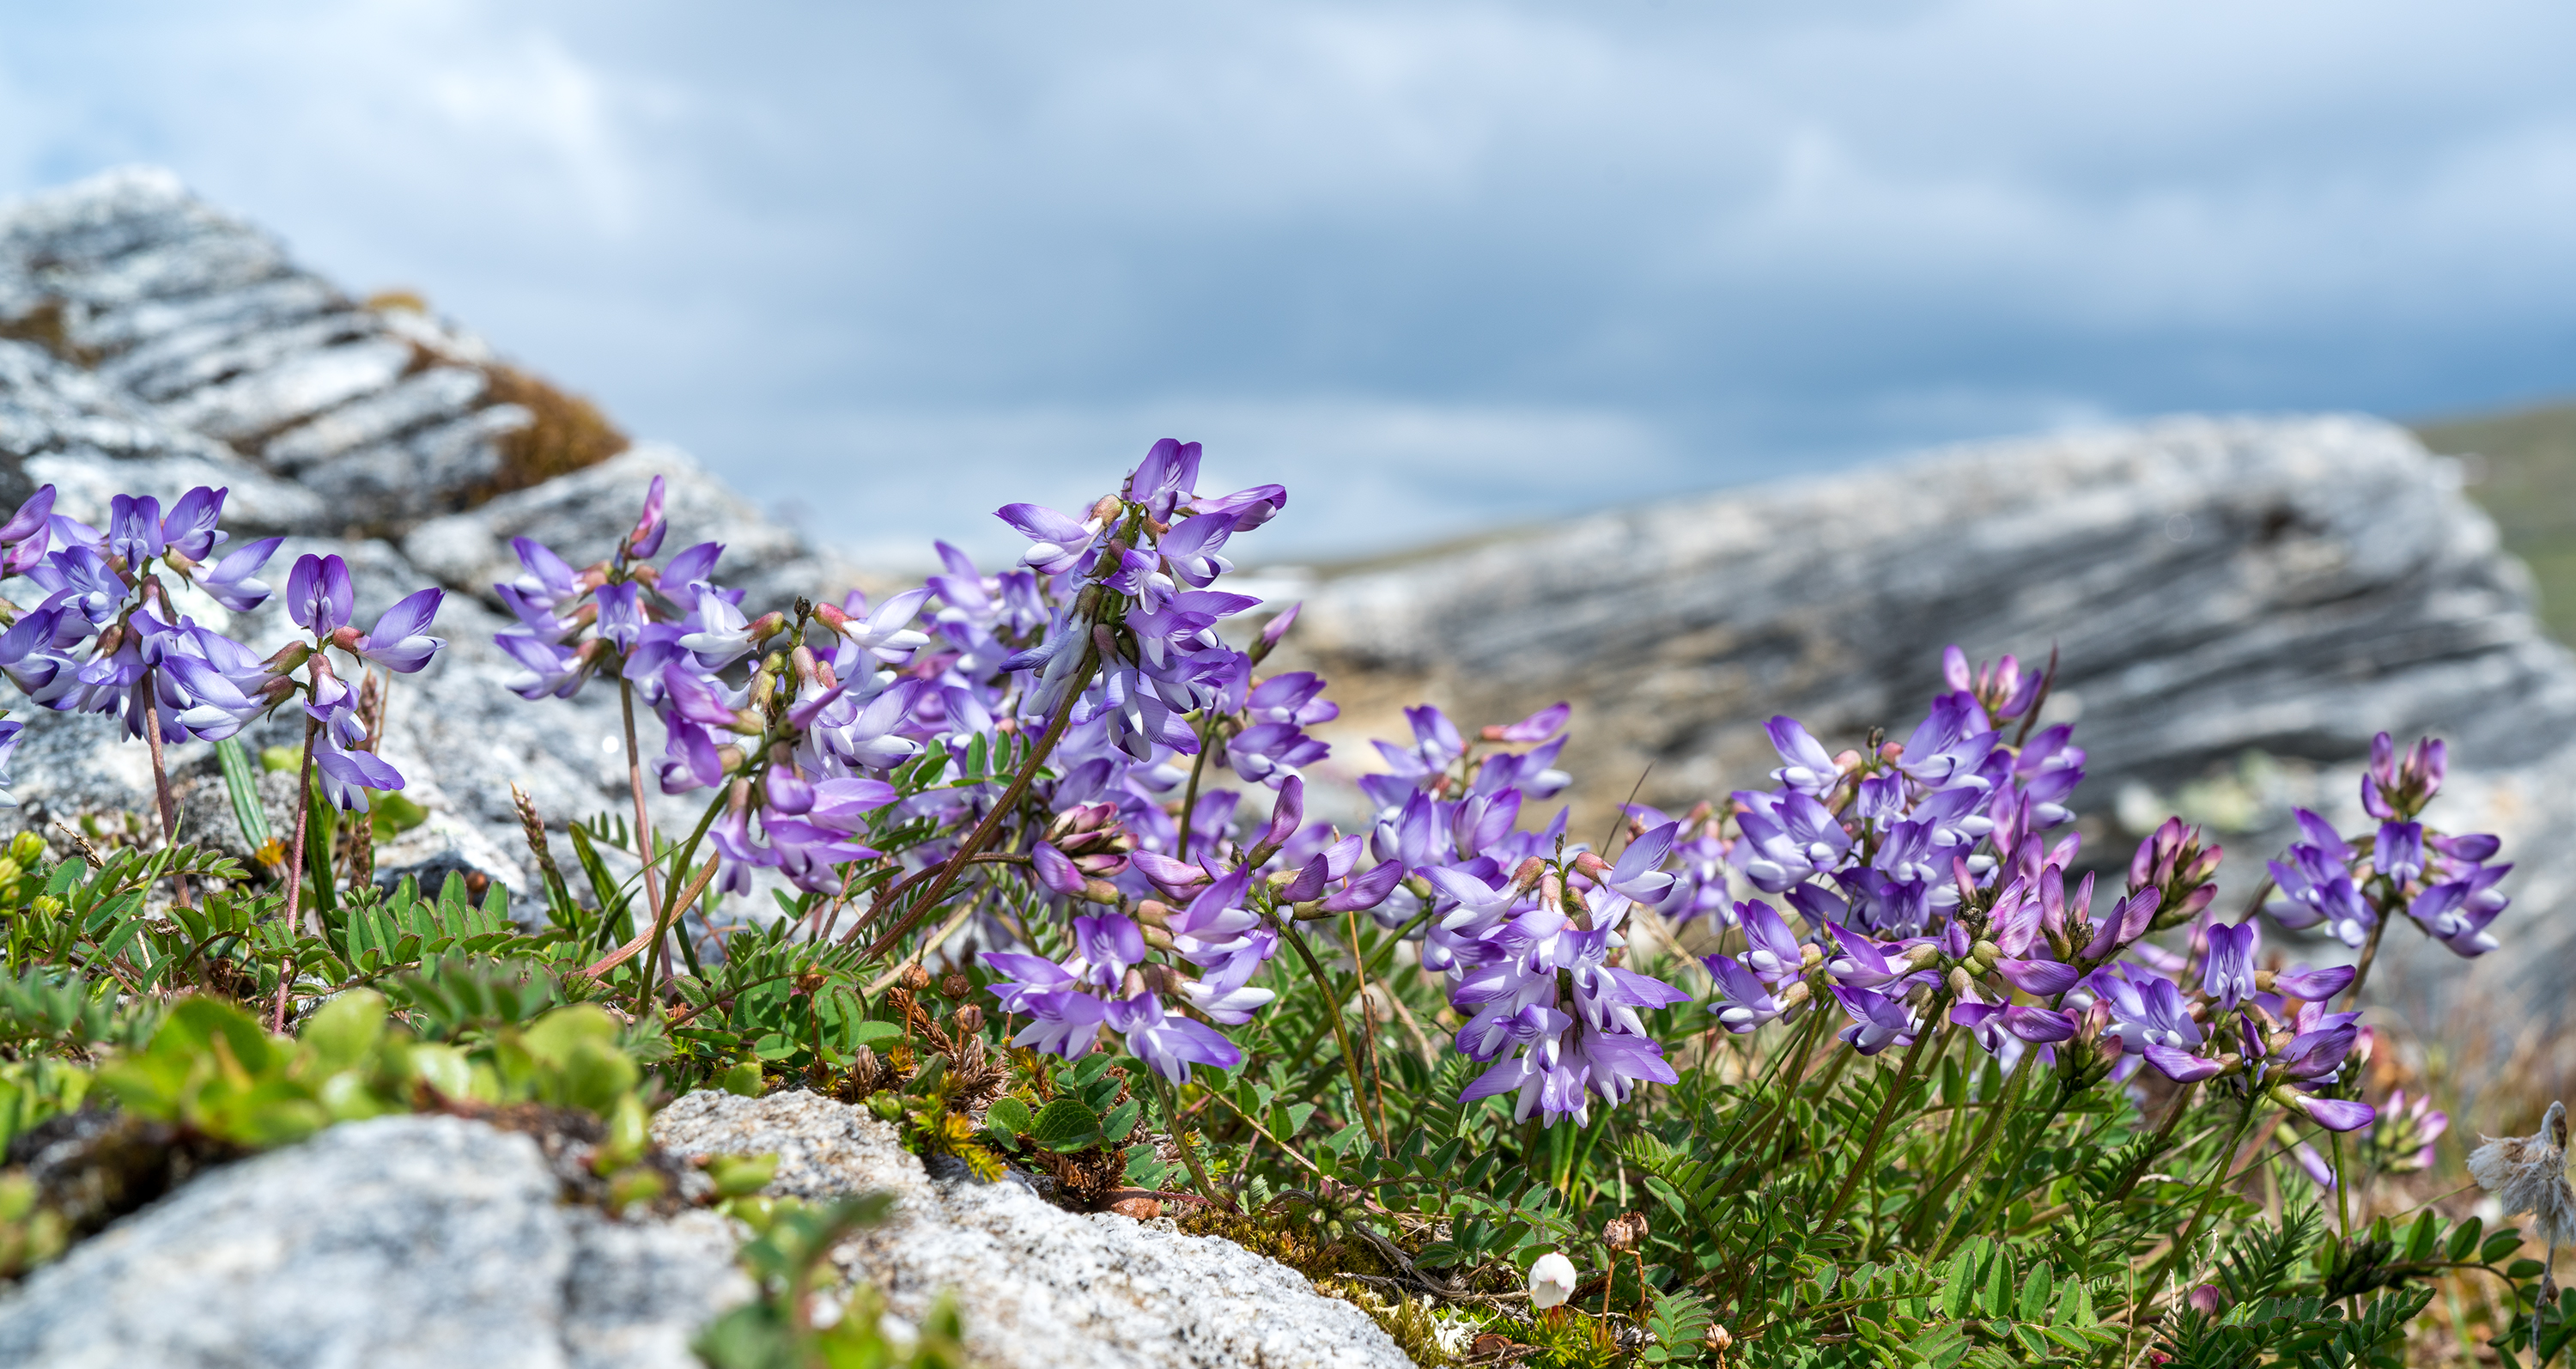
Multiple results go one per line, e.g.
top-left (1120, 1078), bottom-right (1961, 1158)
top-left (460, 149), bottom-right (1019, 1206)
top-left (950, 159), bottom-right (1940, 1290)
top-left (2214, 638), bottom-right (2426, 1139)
top-left (469, 363), bottom-right (629, 504)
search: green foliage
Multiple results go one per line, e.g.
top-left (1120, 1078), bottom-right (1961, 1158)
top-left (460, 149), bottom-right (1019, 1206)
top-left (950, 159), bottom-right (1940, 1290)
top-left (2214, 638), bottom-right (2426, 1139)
top-left (694, 1194), bottom-right (969, 1369)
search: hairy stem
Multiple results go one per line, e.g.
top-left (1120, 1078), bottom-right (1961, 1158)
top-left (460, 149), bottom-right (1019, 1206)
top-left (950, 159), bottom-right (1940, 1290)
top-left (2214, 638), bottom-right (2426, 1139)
top-left (281, 714), bottom-right (321, 937)
top-left (583, 785), bottom-right (729, 984)
top-left (1821, 999), bottom-right (1947, 1233)
top-left (2342, 915), bottom-right (2390, 1013)
top-left (139, 669), bottom-right (192, 910)
top-left (1156, 1073), bottom-right (1228, 1209)
top-left (619, 678), bottom-right (664, 921)
top-left (1175, 711), bottom-right (1218, 864)
top-left (2144, 1098), bottom-right (2267, 1299)
top-left (1280, 920), bottom-right (1387, 1153)
top-left (860, 643), bottom-right (1099, 959)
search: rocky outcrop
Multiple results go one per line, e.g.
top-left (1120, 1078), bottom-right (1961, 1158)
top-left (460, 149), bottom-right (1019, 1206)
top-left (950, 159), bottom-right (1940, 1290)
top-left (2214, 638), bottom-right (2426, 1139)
top-left (0, 1115), bottom-right (747, 1369)
top-left (0, 171), bottom-right (864, 908)
top-left (1291, 416), bottom-right (2576, 1018)
top-left (0, 166), bottom-right (623, 532)
top-left (653, 1089), bottom-right (1415, 1369)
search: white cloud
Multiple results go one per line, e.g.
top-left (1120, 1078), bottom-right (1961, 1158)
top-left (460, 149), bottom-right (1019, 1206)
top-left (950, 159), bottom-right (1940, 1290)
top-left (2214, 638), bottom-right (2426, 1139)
top-left (1, 0), bottom-right (2573, 559)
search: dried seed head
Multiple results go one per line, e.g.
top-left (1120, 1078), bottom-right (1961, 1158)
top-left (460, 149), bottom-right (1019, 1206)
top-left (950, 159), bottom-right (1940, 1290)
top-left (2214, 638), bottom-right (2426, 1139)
top-left (2469, 1100), bottom-right (2576, 1245)
top-left (1603, 1211), bottom-right (1649, 1251)
top-left (940, 971), bottom-right (972, 1001)
top-left (951, 1004), bottom-right (985, 1037)
top-left (899, 964), bottom-right (933, 994)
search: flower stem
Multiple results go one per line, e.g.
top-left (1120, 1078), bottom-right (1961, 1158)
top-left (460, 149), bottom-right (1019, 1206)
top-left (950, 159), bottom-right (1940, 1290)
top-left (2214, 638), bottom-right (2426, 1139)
top-left (619, 678), bottom-right (664, 921)
top-left (1175, 711), bottom-right (1218, 864)
top-left (581, 784), bottom-right (729, 985)
top-left (1154, 1073), bottom-right (1226, 1208)
top-left (2342, 916), bottom-right (2389, 1013)
top-left (139, 668), bottom-right (192, 910)
top-left (1923, 1043), bottom-right (2041, 1256)
top-left (860, 642), bottom-right (1099, 958)
top-left (2146, 1098), bottom-right (2266, 1296)
top-left (2111, 1079), bottom-right (2203, 1202)
top-left (281, 714), bottom-right (321, 937)
top-left (1279, 920), bottom-right (1386, 1153)
top-left (1821, 998), bottom-right (1947, 1235)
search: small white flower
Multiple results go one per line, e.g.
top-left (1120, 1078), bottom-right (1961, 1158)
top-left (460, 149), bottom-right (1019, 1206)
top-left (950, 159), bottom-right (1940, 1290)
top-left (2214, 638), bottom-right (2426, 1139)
top-left (1528, 1251), bottom-right (1577, 1310)
top-left (2468, 1100), bottom-right (2576, 1246)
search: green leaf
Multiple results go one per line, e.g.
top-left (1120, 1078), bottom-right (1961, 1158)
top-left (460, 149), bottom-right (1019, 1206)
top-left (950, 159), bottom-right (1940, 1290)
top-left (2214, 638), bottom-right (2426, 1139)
top-left (719, 1060), bottom-right (766, 1098)
top-left (705, 1153), bottom-right (778, 1199)
top-left (1100, 1098), bottom-right (1141, 1145)
top-left (1979, 1241), bottom-right (2014, 1320)
top-left (986, 1096), bottom-right (1035, 1135)
top-left (2448, 1216), bottom-right (2485, 1263)
top-left (848, 1019), bottom-right (903, 1048)
top-left (2404, 1208), bottom-right (2440, 1263)
top-left (2485, 1230), bottom-right (2525, 1264)
top-left (301, 989), bottom-right (387, 1073)
top-left (2055, 1279), bottom-right (2094, 1328)
top-left (1941, 1242), bottom-right (1982, 1320)
top-left (2016, 1263), bottom-right (2054, 1323)
top-left (1030, 1098), bottom-right (1102, 1152)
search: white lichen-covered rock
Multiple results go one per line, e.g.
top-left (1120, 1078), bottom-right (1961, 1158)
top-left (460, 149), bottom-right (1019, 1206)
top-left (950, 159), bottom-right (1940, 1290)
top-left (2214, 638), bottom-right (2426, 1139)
top-left (0, 1115), bottom-right (748, 1369)
top-left (0, 166), bottom-right (577, 530)
top-left (653, 1090), bottom-right (1416, 1369)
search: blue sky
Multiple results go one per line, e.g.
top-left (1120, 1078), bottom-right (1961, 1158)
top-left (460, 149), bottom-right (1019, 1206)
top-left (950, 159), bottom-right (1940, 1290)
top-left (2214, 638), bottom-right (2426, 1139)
top-left (4, 2), bottom-right (2574, 564)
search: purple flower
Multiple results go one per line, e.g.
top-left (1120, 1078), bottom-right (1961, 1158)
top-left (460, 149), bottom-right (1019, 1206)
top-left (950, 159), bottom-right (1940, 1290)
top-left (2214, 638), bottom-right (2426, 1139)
top-left (2406, 870), bottom-right (2509, 957)
top-left (1704, 954), bottom-right (1795, 1032)
top-left (627, 473), bottom-right (669, 560)
top-left (313, 705), bottom-right (404, 811)
top-left (1951, 997), bottom-right (2075, 1056)
top-left (353, 588), bottom-right (446, 673)
top-left (1072, 912), bottom-right (1147, 992)
top-left (106, 494), bottom-right (167, 569)
top-left (1765, 715), bottom-right (1839, 795)
top-left (1829, 984), bottom-right (1917, 1056)
top-left (1010, 987), bottom-right (1109, 1059)
top-left (595, 581), bottom-right (645, 653)
top-left (1105, 993), bottom-right (1241, 1083)
top-left (1735, 790), bottom-right (1850, 891)
top-left (995, 502), bottom-right (1097, 575)
top-left (2201, 918), bottom-right (2260, 1012)
top-left (497, 633), bottom-right (593, 701)
top-left (158, 486), bottom-right (227, 562)
top-left (0, 485), bottom-right (56, 548)
top-left (197, 537), bottom-right (282, 612)
top-left (2287, 1094), bottom-right (2378, 1134)
top-left (821, 587), bottom-right (933, 662)
top-left (287, 554), bottom-right (355, 635)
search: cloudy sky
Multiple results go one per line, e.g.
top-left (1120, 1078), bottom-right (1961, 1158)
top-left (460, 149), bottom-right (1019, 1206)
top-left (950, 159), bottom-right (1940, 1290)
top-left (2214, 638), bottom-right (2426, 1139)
top-left (3, 2), bottom-right (2573, 563)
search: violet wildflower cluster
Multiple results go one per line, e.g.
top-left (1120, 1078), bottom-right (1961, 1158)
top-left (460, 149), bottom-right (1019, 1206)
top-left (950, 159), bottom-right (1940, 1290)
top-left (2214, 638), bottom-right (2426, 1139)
top-left (0, 484), bottom-right (446, 816)
top-left (1650, 648), bottom-right (2507, 1137)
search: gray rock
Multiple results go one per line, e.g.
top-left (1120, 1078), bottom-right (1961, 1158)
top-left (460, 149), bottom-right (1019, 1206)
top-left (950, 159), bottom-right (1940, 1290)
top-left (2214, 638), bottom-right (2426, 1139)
top-left (653, 1090), bottom-right (1416, 1369)
top-left (0, 167), bottom-right (598, 531)
top-left (0, 1114), bottom-right (747, 1369)
top-left (1292, 415), bottom-right (2576, 1016)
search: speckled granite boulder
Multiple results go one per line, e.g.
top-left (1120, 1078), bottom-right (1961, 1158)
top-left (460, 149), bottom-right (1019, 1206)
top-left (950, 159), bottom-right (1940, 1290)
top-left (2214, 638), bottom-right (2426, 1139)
top-left (0, 1115), bottom-right (747, 1369)
top-left (653, 1089), bottom-right (1417, 1369)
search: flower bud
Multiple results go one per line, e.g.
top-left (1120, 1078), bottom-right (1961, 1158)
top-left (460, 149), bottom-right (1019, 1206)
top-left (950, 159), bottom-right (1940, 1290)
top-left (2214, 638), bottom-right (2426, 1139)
top-left (1090, 495), bottom-right (1124, 524)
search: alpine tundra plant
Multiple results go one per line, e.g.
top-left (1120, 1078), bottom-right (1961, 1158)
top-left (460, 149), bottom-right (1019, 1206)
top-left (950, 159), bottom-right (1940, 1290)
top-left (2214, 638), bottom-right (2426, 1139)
top-left (0, 444), bottom-right (2561, 1367)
